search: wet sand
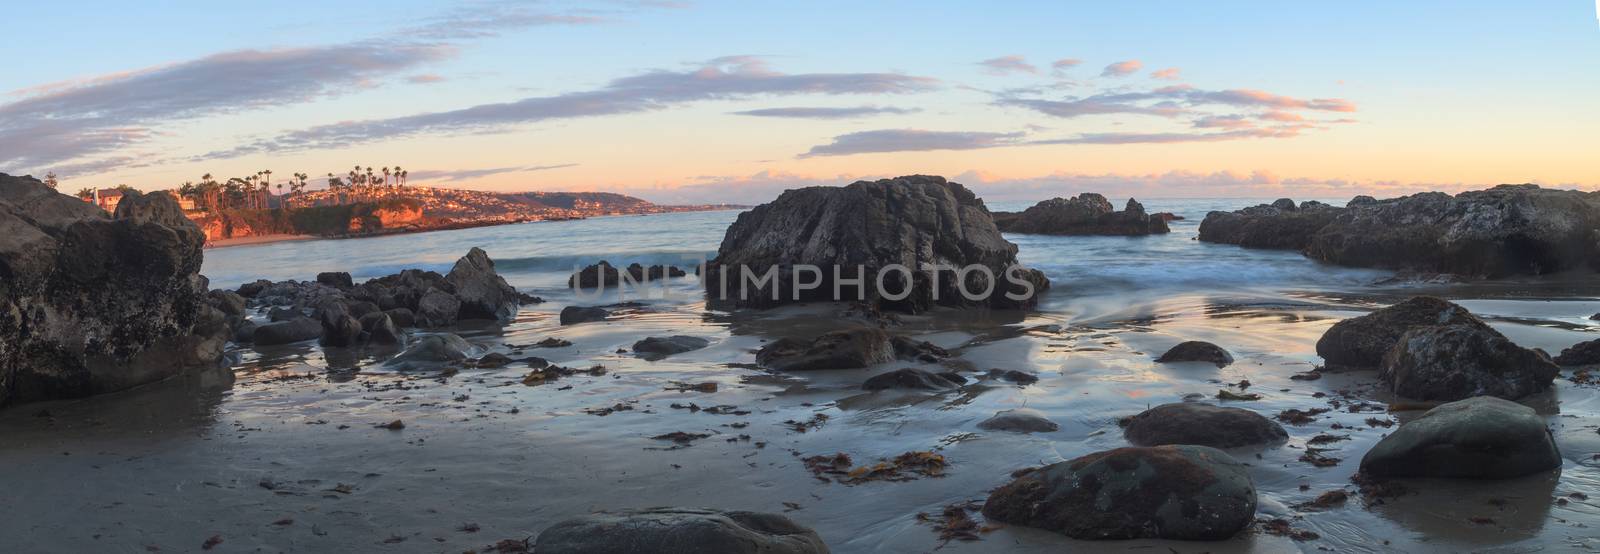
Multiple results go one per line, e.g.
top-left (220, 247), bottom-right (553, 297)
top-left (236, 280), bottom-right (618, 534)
top-left (2, 277), bottom-right (1598, 553)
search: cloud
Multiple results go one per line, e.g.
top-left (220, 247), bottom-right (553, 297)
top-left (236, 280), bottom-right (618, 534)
top-left (407, 163), bottom-right (578, 183)
top-left (199, 57), bottom-right (939, 159)
top-left (799, 129), bottom-right (1025, 158)
top-left (730, 105), bottom-right (920, 119)
top-left (1259, 110), bottom-right (1305, 122)
top-left (0, 42), bottom-right (455, 173)
top-left (1052, 58), bottom-right (1082, 70)
top-left (1031, 126), bottom-right (1311, 145)
top-left (1191, 114), bottom-right (1255, 130)
top-left (1150, 67), bottom-right (1181, 81)
top-left (978, 55), bottom-right (1038, 76)
top-left (405, 4), bottom-right (608, 40)
top-left (1101, 60), bottom-right (1143, 77)
top-left (407, 74), bottom-right (447, 84)
top-left (997, 85), bottom-right (1357, 120)
top-left (995, 96), bottom-right (1185, 118)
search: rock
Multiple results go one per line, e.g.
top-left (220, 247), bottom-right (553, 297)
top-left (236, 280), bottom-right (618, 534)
top-left (253, 317), bottom-right (323, 345)
top-left (415, 288), bottom-right (461, 328)
top-left (1306, 185), bottom-right (1600, 277)
top-left (1123, 403), bottom-right (1288, 448)
top-left (1198, 200), bottom-right (1345, 250)
top-left (344, 300), bottom-right (380, 319)
top-left (233, 320), bottom-right (258, 343)
top-left (1554, 338), bottom-right (1600, 366)
top-left (633, 336), bottom-right (711, 360)
top-left (1359, 396), bottom-right (1561, 479)
top-left (208, 290), bottom-right (246, 317)
top-left (1155, 341), bottom-right (1234, 367)
top-left (889, 336), bottom-right (951, 363)
top-left (1, 175), bottom-right (226, 405)
top-left (534, 507), bottom-right (829, 554)
top-left (705, 175), bottom-right (1048, 313)
top-left (1381, 323), bottom-right (1559, 401)
top-left (268, 306), bottom-right (302, 322)
top-left (1347, 195), bottom-right (1377, 207)
top-left (568, 261), bottom-right (622, 289)
top-left (756, 328), bottom-right (895, 371)
top-left (316, 271), bottom-right (353, 288)
top-left (315, 300), bottom-right (363, 347)
top-left (1591, 313), bottom-right (1599, 321)
top-left (559, 306), bottom-right (610, 325)
top-left (358, 312), bottom-right (404, 345)
top-left (446, 247), bottom-right (520, 322)
top-left (383, 308), bottom-right (416, 328)
top-left (1316, 296), bottom-right (1487, 369)
top-left (978, 408), bottom-right (1059, 433)
top-left (861, 368), bottom-right (964, 391)
top-left (236, 279), bottom-right (273, 298)
top-left (984, 368), bottom-right (1039, 385)
top-left (388, 333), bottom-right (473, 366)
top-left (992, 194), bottom-right (1170, 236)
top-left (983, 445), bottom-right (1256, 540)
top-left (475, 352), bottom-right (514, 368)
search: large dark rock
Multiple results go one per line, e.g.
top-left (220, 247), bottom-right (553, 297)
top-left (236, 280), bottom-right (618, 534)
top-left (0, 175), bottom-right (226, 405)
top-left (316, 271), bottom-right (353, 288)
top-left (1316, 296), bottom-right (1486, 369)
top-left (568, 261), bottom-right (687, 289)
top-left (446, 247), bottom-right (519, 322)
top-left (755, 328), bottom-right (896, 371)
top-left (705, 175), bottom-right (1048, 313)
top-left (1123, 403), bottom-right (1287, 448)
top-left (1359, 396), bottom-right (1560, 479)
top-left (978, 408), bottom-right (1059, 433)
top-left (860, 367), bottom-right (964, 391)
top-left (415, 288), bottom-right (461, 328)
top-left (1155, 341), bottom-right (1234, 367)
top-left (387, 333), bottom-right (473, 367)
top-left (1381, 323), bottom-right (1559, 401)
top-left (253, 317), bottom-right (323, 345)
top-left (559, 306), bottom-right (610, 325)
top-left (358, 312), bottom-right (404, 345)
top-left (535, 507), bottom-right (829, 554)
top-left (1554, 338), bottom-right (1600, 366)
top-left (992, 195), bottom-right (1169, 236)
top-left (316, 301), bottom-right (363, 347)
top-left (1198, 199), bottom-right (1345, 250)
top-left (983, 445), bottom-right (1256, 541)
top-left (633, 335), bottom-right (711, 360)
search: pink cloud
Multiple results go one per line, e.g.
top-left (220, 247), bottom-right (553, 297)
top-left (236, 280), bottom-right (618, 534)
top-left (1150, 67), bottom-right (1181, 81)
top-left (1101, 60), bottom-right (1143, 77)
top-left (978, 55), bottom-right (1039, 75)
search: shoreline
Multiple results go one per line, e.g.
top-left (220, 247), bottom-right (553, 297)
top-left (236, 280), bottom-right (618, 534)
top-left (201, 207), bottom-right (748, 249)
top-left (204, 233), bottom-right (317, 248)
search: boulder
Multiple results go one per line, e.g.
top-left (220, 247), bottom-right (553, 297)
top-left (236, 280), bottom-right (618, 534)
top-left (232, 320), bottom-right (257, 343)
top-left (1198, 200), bottom-right (1345, 250)
top-left (1155, 341), bottom-right (1234, 367)
top-left (861, 367), bottom-right (964, 391)
top-left (1381, 323), bottom-right (1559, 401)
top-left (1123, 403), bottom-right (1287, 448)
top-left (755, 328), bottom-right (895, 371)
top-left (984, 368), bottom-right (1039, 385)
top-left (415, 288), bottom-right (461, 328)
top-left (268, 306), bottom-right (302, 322)
top-left (1359, 396), bottom-right (1560, 479)
top-left (1347, 195), bottom-right (1377, 207)
top-left (207, 290), bottom-right (246, 318)
top-left (633, 335), bottom-right (711, 360)
top-left (387, 333), bottom-right (473, 367)
top-left (559, 306), bottom-right (610, 325)
top-left (446, 247), bottom-right (519, 322)
top-left (358, 312), bottom-right (404, 345)
top-left (316, 271), bottom-right (353, 288)
top-left (535, 507), bottom-right (829, 554)
top-left (1, 175), bottom-right (226, 405)
top-left (383, 307), bottom-right (416, 328)
top-left (316, 300), bottom-right (362, 347)
top-left (705, 175), bottom-right (1048, 313)
top-left (1554, 338), bottom-right (1600, 366)
top-left (1316, 296), bottom-right (1486, 369)
top-left (983, 445), bottom-right (1256, 540)
top-left (977, 408), bottom-right (1059, 433)
top-left (253, 317), bottom-right (323, 345)
top-left (236, 279), bottom-right (273, 298)
top-left (992, 194), bottom-right (1170, 236)
top-left (475, 352), bottom-right (514, 368)
top-left (568, 261), bottom-right (622, 289)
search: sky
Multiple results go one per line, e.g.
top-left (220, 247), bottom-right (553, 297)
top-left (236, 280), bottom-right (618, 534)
top-left (2, 0), bottom-right (1598, 204)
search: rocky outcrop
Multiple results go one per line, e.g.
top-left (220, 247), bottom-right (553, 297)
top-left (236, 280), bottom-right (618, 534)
top-left (1554, 338), bottom-right (1600, 366)
top-left (632, 335), bottom-right (710, 360)
top-left (1, 174), bottom-right (227, 405)
top-left (1359, 396), bottom-right (1560, 479)
top-left (755, 328), bottom-right (915, 371)
top-left (559, 306), bottom-right (610, 325)
top-left (978, 408), bottom-right (1059, 433)
top-left (983, 445), bottom-right (1256, 540)
top-left (1155, 341), bottom-right (1234, 367)
top-left (860, 367), bottom-right (964, 391)
top-left (445, 247), bottom-right (519, 322)
top-left (1198, 199), bottom-right (1345, 250)
top-left (1201, 186), bottom-right (1600, 277)
top-left (568, 261), bottom-right (689, 289)
top-left (1123, 403), bottom-right (1287, 448)
top-left (253, 317), bottom-right (322, 345)
top-left (1381, 323), bottom-right (1559, 401)
top-left (992, 194), bottom-right (1170, 236)
top-left (535, 507), bottom-right (830, 554)
top-left (1316, 296), bottom-right (1485, 369)
top-left (705, 175), bottom-right (1048, 313)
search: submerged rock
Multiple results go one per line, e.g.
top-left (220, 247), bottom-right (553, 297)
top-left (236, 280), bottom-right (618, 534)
top-left (568, 261), bottom-right (690, 289)
top-left (1316, 296), bottom-right (1486, 369)
top-left (1381, 323), bottom-right (1559, 401)
top-left (1554, 338), bottom-right (1600, 366)
top-left (978, 408), bottom-right (1059, 433)
top-left (755, 328), bottom-right (895, 371)
top-left (705, 175), bottom-right (1047, 313)
top-left (1359, 396), bottom-right (1560, 479)
top-left (1123, 403), bottom-right (1287, 448)
top-left (253, 317), bottom-right (323, 346)
top-left (388, 334), bottom-right (473, 366)
top-left (983, 445), bottom-right (1256, 540)
top-left (992, 194), bottom-right (1170, 236)
top-left (535, 507), bottom-right (829, 554)
top-left (861, 367), bottom-right (964, 391)
top-left (0, 175), bottom-right (226, 405)
top-left (1155, 341), bottom-right (1234, 367)
top-left (633, 335), bottom-right (711, 359)
top-left (985, 368), bottom-right (1039, 385)
top-left (559, 306), bottom-right (610, 325)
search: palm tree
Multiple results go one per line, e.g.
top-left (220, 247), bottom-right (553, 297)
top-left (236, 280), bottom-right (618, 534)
top-left (398, 168), bottom-right (407, 193)
top-left (76, 187), bottom-right (95, 201)
top-left (382, 167), bottom-right (391, 188)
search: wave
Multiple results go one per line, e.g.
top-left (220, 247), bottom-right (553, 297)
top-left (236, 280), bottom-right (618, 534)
top-left (492, 250), bottom-right (719, 274)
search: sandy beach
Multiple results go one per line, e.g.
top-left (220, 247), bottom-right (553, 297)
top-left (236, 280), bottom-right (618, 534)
top-left (205, 233), bottom-right (318, 249)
